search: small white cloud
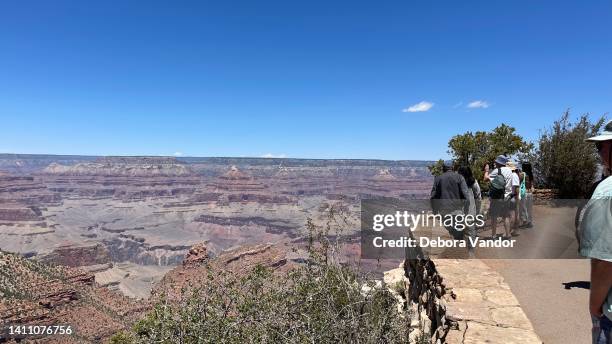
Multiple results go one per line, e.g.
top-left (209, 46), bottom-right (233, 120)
top-left (173, 151), bottom-right (184, 157)
top-left (467, 100), bottom-right (490, 109)
top-left (261, 153), bottom-right (286, 158)
top-left (453, 102), bottom-right (463, 108)
top-left (402, 101), bottom-right (434, 113)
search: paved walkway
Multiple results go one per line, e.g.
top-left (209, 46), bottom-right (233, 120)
top-left (436, 259), bottom-right (542, 344)
top-left (480, 205), bottom-right (591, 343)
top-left (428, 205), bottom-right (591, 343)
top-left (485, 259), bottom-right (591, 344)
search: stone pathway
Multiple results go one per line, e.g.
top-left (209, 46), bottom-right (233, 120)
top-left (435, 259), bottom-right (542, 344)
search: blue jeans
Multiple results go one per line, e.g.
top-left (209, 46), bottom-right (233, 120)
top-left (593, 315), bottom-right (612, 344)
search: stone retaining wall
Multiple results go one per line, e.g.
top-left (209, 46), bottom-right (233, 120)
top-left (385, 258), bottom-right (542, 343)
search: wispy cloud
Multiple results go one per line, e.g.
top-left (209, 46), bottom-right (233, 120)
top-left (261, 153), bottom-right (286, 158)
top-left (402, 101), bottom-right (434, 113)
top-left (453, 102), bottom-right (463, 109)
top-left (467, 100), bottom-right (490, 109)
top-left (173, 151), bottom-right (184, 157)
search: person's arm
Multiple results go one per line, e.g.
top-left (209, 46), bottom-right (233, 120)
top-left (474, 182), bottom-right (482, 214)
top-left (474, 182), bottom-right (482, 200)
top-left (512, 173), bottom-right (520, 197)
top-left (459, 176), bottom-right (471, 213)
top-left (430, 176), bottom-right (439, 200)
top-left (483, 164), bottom-right (491, 182)
top-left (590, 258), bottom-right (612, 317)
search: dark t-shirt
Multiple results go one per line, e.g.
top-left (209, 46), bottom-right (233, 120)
top-left (430, 171), bottom-right (470, 214)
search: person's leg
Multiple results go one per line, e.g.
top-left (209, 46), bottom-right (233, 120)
top-left (503, 214), bottom-right (510, 238)
top-left (514, 198), bottom-right (520, 229)
top-left (592, 315), bottom-right (612, 344)
top-left (520, 196), bottom-right (528, 224)
top-left (601, 315), bottom-right (612, 344)
top-left (526, 192), bottom-right (534, 226)
top-left (489, 200), bottom-right (497, 238)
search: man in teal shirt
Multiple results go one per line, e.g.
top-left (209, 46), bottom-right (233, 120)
top-left (581, 122), bottom-right (612, 343)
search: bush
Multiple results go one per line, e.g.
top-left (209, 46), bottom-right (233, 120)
top-left (111, 208), bottom-right (411, 343)
top-left (427, 159), bottom-right (446, 177)
top-left (534, 111), bottom-right (605, 198)
top-left (445, 124), bottom-right (532, 188)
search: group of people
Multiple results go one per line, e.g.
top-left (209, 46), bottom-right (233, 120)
top-left (429, 124), bottom-right (612, 343)
top-left (483, 154), bottom-right (534, 239)
top-left (429, 154), bottom-right (535, 247)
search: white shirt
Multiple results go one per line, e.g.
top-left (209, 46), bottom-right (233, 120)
top-left (511, 172), bottom-right (521, 200)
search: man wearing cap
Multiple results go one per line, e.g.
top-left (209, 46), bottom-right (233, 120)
top-left (580, 122), bottom-right (612, 343)
top-left (484, 155), bottom-right (515, 239)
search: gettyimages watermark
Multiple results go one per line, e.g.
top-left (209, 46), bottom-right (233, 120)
top-left (360, 198), bottom-right (607, 260)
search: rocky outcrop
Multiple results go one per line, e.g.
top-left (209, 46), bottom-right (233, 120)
top-left (154, 242), bottom-right (298, 301)
top-left (39, 243), bottom-right (112, 267)
top-left (194, 214), bottom-right (298, 234)
top-left (182, 243), bottom-right (209, 266)
top-left (0, 250), bottom-right (149, 342)
top-left (209, 166), bottom-right (266, 191)
top-left (103, 237), bottom-right (188, 266)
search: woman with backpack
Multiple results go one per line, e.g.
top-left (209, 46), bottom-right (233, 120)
top-left (484, 155), bottom-right (514, 240)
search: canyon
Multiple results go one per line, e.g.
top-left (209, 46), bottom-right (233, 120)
top-left (0, 154), bottom-right (433, 299)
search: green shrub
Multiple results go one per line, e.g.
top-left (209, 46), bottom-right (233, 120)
top-left (534, 111), bottom-right (605, 198)
top-left (112, 207), bottom-right (411, 343)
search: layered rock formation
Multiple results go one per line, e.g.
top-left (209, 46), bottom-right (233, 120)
top-left (39, 243), bottom-right (112, 267)
top-left (0, 154), bottom-right (434, 299)
top-left (43, 157), bottom-right (193, 177)
top-left (154, 242), bottom-right (299, 301)
top-left (40, 157), bottom-right (201, 202)
top-left (0, 250), bottom-right (149, 342)
top-left (0, 171), bottom-right (60, 225)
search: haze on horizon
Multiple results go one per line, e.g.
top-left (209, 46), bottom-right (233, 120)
top-left (1, 1), bottom-right (610, 160)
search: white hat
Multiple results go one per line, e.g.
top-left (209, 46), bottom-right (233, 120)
top-left (587, 121), bottom-right (612, 142)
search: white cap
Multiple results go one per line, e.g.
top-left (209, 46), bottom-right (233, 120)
top-left (587, 121), bottom-right (612, 142)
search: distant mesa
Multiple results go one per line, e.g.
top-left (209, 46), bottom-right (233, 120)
top-left (210, 166), bottom-right (266, 191)
top-left (219, 165), bottom-right (253, 180)
top-left (42, 156), bottom-right (193, 176)
top-left (369, 168), bottom-right (397, 181)
top-left (95, 156), bottom-right (181, 165)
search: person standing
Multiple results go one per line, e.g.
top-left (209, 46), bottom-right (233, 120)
top-left (430, 163), bottom-right (471, 240)
top-left (519, 162), bottom-right (534, 229)
top-left (507, 160), bottom-right (521, 232)
top-left (458, 165), bottom-right (481, 254)
top-left (579, 124), bottom-right (612, 343)
top-left (484, 155), bottom-right (514, 239)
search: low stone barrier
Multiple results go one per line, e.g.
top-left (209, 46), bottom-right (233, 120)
top-left (385, 258), bottom-right (542, 343)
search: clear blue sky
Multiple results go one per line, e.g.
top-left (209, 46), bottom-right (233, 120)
top-left (1, 1), bottom-right (610, 160)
